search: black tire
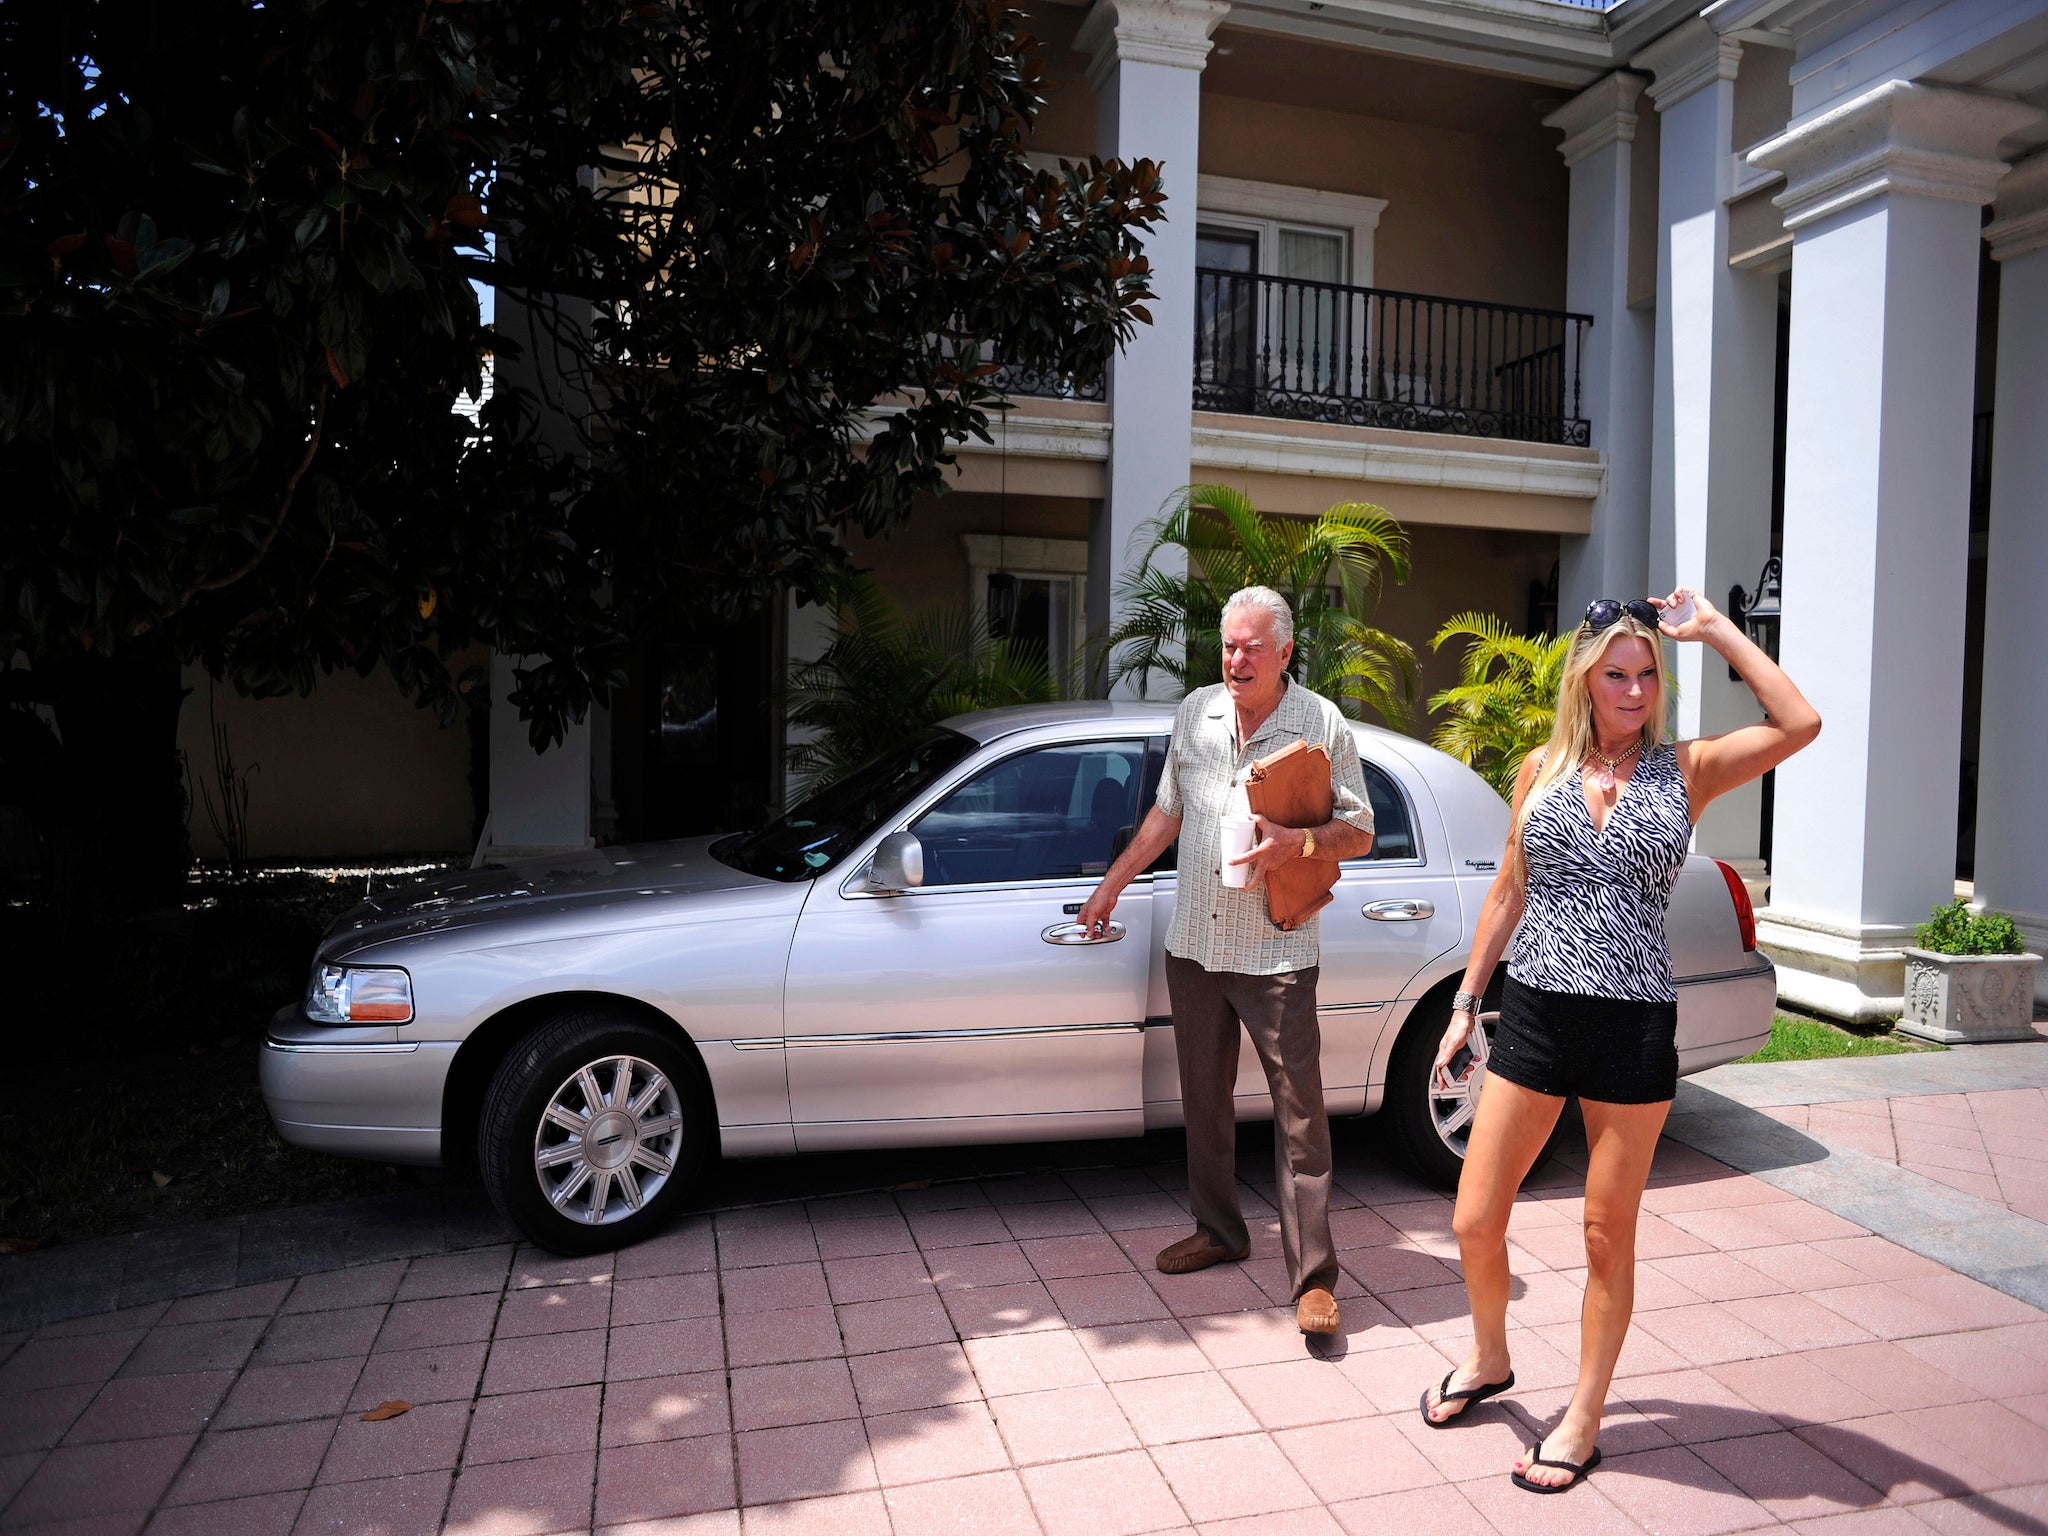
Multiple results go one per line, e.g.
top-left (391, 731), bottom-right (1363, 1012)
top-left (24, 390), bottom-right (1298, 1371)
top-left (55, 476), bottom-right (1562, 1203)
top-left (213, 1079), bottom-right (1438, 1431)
top-left (478, 1006), bottom-right (715, 1255)
top-left (1384, 992), bottom-right (1556, 1192)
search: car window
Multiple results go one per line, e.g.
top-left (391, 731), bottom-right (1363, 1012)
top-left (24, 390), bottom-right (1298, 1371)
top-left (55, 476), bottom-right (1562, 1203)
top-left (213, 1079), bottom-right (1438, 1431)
top-left (1360, 762), bottom-right (1416, 861)
top-left (912, 740), bottom-right (1148, 887)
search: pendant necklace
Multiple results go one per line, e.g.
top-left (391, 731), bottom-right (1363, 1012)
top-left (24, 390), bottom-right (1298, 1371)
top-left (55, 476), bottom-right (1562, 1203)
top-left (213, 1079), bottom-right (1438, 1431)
top-left (1585, 738), bottom-right (1641, 793)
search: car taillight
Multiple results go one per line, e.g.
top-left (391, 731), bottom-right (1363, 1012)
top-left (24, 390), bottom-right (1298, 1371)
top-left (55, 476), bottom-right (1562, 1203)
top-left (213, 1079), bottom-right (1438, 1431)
top-left (1712, 859), bottom-right (1757, 952)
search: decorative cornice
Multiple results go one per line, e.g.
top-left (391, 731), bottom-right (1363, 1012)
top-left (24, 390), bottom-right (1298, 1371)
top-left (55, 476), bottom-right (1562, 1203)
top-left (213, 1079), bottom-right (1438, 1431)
top-left (1544, 70), bottom-right (1650, 168)
top-left (856, 410), bottom-right (1111, 463)
top-left (1986, 149), bottom-right (2048, 263)
top-left (1073, 0), bottom-right (1230, 94)
top-left (1631, 18), bottom-right (1742, 112)
top-left (1750, 82), bottom-right (2044, 234)
top-left (1189, 421), bottom-right (1604, 500)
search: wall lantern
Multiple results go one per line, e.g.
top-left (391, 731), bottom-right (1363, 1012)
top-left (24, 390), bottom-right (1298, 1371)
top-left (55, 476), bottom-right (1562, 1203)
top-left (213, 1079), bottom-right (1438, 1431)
top-left (1727, 556), bottom-right (1781, 682)
top-left (986, 571), bottom-right (1017, 639)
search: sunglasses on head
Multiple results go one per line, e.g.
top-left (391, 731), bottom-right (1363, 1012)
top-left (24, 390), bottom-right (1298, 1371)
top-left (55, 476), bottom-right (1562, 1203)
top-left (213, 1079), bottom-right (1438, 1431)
top-left (1582, 598), bottom-right (1659, 633)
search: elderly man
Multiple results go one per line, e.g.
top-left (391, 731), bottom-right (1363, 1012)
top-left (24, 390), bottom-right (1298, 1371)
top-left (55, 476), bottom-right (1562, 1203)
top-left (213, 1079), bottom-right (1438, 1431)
top-left (1078, 586), bottom-right (1374, 1334)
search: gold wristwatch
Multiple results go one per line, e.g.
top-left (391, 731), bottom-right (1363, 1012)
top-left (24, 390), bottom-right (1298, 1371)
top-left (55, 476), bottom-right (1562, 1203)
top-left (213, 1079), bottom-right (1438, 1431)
top-left (1300, 826), bottom-right (1315, 858)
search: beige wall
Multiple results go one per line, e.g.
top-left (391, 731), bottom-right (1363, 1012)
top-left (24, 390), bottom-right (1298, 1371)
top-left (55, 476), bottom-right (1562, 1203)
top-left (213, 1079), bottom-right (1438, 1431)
top-left (179, 663), bottom-right (475, 860)
top-left (848, 491), bottom-right (1094, 618)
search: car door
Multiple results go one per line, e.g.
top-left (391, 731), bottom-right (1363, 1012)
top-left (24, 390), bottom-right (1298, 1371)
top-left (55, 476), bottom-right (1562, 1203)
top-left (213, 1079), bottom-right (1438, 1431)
top-left (781, 737), bottom-right (1154, 1151)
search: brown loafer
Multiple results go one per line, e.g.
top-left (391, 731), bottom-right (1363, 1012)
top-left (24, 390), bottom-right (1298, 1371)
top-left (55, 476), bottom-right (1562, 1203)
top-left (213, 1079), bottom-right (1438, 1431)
top-left (1155, 1232), bottom-right (1249, 1275)
top-left (1296, 1287), bottom-right (1340, 1334)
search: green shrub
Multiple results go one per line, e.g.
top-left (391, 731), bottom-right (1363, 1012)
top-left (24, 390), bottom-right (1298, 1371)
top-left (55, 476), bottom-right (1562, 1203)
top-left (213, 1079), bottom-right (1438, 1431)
top-left (1915, 899), bottom-right (2027, 956)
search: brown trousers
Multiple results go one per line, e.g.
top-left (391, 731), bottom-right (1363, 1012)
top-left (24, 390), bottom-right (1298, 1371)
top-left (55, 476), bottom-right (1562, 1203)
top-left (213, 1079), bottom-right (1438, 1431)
top-left (1165, 953), bottom-right (1339, 1299)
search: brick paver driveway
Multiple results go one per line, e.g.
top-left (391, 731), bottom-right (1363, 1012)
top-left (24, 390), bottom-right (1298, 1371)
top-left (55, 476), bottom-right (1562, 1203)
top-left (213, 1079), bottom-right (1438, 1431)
top-left (5, 1117), bottom-right (2047, 1536)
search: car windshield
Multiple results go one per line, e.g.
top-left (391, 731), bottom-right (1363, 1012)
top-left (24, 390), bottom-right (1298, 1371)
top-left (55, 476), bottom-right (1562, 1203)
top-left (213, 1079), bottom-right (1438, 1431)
top-left (711, 728), bottom-right (980, 882)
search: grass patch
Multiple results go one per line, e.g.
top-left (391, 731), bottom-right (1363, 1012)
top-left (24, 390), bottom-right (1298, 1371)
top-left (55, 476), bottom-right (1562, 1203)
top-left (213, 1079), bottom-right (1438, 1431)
top-left (1738, 1012), bottom-right (1943, 1064)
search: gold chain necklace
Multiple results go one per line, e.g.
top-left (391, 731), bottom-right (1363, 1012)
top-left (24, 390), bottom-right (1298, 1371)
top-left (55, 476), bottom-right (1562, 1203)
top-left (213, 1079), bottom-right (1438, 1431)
top-left (1584, 738), bottom-right (1641, 793)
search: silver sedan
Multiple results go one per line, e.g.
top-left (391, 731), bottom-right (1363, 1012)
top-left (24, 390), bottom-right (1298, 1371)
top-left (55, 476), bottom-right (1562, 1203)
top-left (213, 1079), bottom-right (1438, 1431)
top-left (262, 702), bottom-right (1775, 1253)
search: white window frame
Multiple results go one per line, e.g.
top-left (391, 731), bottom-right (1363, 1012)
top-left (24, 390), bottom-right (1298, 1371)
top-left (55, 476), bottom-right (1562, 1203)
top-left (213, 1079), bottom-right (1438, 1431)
top-left (961, 533), bottom-right (1089, 670)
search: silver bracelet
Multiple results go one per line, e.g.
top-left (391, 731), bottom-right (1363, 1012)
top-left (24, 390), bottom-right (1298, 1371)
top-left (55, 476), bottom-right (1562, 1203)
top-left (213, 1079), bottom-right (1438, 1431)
top-left (1452, 991), bottom-right (1481, 1015)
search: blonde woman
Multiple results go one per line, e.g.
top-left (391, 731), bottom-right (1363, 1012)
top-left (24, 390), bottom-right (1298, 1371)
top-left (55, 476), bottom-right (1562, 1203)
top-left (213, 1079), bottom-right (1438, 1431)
top-left (1417, 588), bottom-right (1819, 1494)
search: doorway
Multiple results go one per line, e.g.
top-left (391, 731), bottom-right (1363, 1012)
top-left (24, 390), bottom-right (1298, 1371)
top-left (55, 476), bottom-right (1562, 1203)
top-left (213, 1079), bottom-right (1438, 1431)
top-left (609, 611), bottom-right (775, 841)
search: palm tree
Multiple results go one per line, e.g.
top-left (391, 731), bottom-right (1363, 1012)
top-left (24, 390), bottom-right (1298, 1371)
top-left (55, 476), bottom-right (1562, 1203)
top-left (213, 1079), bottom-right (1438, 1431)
top-left (785, 576), bottom-right (1060, 789)
top-left (1427, 613), bottom-right (1571, 797)
top-left (1102, 484), bottom-right (1417, 728)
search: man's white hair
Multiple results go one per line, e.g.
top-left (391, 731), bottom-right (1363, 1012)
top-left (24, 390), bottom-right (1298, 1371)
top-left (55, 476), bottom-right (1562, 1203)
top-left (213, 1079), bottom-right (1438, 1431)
top-left (1221, 585), bottom-right (1294, 647)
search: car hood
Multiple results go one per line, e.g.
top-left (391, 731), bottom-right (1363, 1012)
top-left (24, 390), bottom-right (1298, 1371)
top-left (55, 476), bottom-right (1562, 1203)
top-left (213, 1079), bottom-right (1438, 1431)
top-left (321, 838), bottom-right (784, 958)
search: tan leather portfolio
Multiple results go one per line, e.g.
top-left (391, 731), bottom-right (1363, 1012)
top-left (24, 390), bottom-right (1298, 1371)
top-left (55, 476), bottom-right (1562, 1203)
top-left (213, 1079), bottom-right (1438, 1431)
top-left (1244, 738), bottom-right (1338, 932)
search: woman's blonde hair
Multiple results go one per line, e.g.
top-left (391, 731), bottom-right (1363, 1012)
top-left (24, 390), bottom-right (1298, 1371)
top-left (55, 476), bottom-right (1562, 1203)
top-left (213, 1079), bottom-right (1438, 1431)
top-left (1511, 615), bottom-right (1670, 871)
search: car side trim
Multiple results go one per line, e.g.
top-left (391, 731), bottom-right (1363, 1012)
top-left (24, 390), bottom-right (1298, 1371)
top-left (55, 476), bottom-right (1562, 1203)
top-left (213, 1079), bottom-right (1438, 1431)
top-left (730, 1021), bottom-right (1146, 1050)
top-left (1676, 964), bottom-right (1774, 987)
top-left (264, 1039), bottom-right (421, 1055)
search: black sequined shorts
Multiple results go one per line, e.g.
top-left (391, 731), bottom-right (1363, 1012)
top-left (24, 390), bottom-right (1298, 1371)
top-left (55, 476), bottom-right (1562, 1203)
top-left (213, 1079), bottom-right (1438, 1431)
top-left (1487, 974), bottom-right (1679, 1105)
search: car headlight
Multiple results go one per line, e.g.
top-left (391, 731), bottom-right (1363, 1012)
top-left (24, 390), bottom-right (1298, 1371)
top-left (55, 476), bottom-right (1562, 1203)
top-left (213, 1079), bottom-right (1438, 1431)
top-left (306, 964), bottom-right (414, 1024)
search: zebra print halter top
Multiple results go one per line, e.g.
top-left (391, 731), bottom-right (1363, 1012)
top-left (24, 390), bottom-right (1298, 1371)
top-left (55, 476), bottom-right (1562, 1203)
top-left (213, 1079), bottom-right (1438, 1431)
top-left (1509, 740), bottom-right (1692, 1004)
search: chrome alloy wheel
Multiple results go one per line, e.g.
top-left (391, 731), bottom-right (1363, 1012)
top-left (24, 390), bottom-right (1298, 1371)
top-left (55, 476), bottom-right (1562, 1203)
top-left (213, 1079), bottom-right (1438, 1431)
top-left (533, 1055), bottom-right (683, 1225)
top-left (1427, 1019), bottom-right (1494, 1162)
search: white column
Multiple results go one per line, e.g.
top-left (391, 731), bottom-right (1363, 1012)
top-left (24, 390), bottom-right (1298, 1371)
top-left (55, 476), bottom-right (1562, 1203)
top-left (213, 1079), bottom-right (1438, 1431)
top-left (1075, 0), bottom-right (1226, 698)
top-left (1973, 149), bottom-right (2048, 998)
top-left (1749, 83), bottom-right (2044, 1021)
top-left (1546, 72), bottom-right (1654, 629)
top-left (1632, 18), bottom-right (1781, 868)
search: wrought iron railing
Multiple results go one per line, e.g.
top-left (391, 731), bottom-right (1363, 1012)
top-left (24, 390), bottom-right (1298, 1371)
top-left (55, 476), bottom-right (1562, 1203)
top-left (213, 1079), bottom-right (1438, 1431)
top-left (1193, 268), bottom-right (1592, 446)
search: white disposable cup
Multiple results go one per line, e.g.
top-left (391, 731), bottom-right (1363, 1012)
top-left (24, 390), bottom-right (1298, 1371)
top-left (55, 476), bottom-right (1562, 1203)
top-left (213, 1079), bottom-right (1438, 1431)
top-left (1220, 816), bottom-right (1257, 888)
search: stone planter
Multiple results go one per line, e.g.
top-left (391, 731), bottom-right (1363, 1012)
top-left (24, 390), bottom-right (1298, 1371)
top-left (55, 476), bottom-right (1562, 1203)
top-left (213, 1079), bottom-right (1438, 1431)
top-left (1896, 947), bottom-right (2042, 1043)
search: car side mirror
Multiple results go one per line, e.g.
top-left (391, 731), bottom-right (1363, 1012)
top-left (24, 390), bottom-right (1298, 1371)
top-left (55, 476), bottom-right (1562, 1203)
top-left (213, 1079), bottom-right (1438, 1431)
top-left (866, 831), bottom-right (925, 893)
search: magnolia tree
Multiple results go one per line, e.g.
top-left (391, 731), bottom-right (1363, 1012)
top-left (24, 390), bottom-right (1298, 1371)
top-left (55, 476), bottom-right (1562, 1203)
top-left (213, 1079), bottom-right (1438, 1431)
top-left (0, 0), bottom-right (1163, 899)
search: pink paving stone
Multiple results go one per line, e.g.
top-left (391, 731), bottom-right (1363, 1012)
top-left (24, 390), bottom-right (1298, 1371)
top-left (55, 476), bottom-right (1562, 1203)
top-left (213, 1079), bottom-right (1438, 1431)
top-left (1048, 1272), bottom-right (1172, 1329)
top-left (609, 1272), bottom-right (721, 1327)
top-left (1616, 1365), bottom-right (1779, 1445)
top-left (1222, 1359), bottom-right (1371, 1430)
top-left (1897, 1399), bottom-right (2048, 1488)
top-left (825, 1252), bottom-right (935, 1306)
top-left (1110, 1370), bottom-right (1260, 1444)
top-left (963, 1328), bottom-right (1098, 1397)
top-left (1393, 1403), bottom-right (1534, 1484)
top-left (865, 1400), bottom-right (1012, 1485)
top-left (317, 1397), bottom-right (469, 1483)
top-left (849, 1342), bottom-right (981, 1416)
top-left (812, 1216), bottom-right (919, 1264)
top-left (1086, 1194), bottom-right (1193, 1232)
top-left (1909, 1167), bottom-right (2006, 1203)
top-left (722, 1304), bottom-right (844, 1369)
top-left (1695, 1428), bottom-right (1888, 1521)
top-left (462, 1385), bottom-right (602, 1466)
top-left (599, 1373), bottom-right (730, 1447)
top-left (1074, 1319), bottom-right (1212, 1383)
top-left (1662, 1205), bottom-right (1802, 1251)
top-left (925, 1241), bottom-right (1036, 1292)
top-left (64, 1370), bottom-right (234, 1444)
top-left (1808, 1283), bottom-right (1972, 1342)
top-left (1631, 1302), bottom-right (1781, 1367)
top-left (508, 1247), bottom-right (614, 1291)
top-left (1332, 1339), bottom-right (1461, 1416)
top-left (1709, 1353), bottom-right (1885, 1428)
top-left (906, 1208), bottom-right (1014, 1250)
top-left (126, 1317), bottom-right (272, 1376)
top-left (163, 1281), bottom-right (294, 1326)
top-left (164, 1420), bottom-right (335, 1505)
top-left (729, 1357), bottom-right (859, 1432)
top-left (606, 1317), bottom-right (724, 1379)
top-left (1457, 1474), bottom-right (1645, 1536)
top-left (1902, 1326), bottom-right (2048, 1398)
top-left (214, 1357), bottom-right (361, 1430)
top-left (836, 1294), bottom-right (955, 1355)
top-left (735, 1418), bottom-right (878, 1505)
top-left (1505, 1269), bottom-right (1591, 1328)
top-left (4, 1434), bottom-right (196, 1524)
top-left (1272, 1416), bottom-right (1440, 1504)
top-left (1589, 1444), bottom-right (1773, 1536)
top-left (1891, 1095), bottom-right (1976, 1126)
top-left (610, 1221), bottom-right (716, 1280)
top-left (35, 1302), bottom-right (171, 1341)
top-left (1488, 1327), bottom-right (1584, 1393)
top-left (1631, 1213), bottom-right (1718, 1260)
top-left (1737, 1243), bottom-right (1868, 1292)
top-left (1722, 1293), bottom-right (1878, 1351)
top-left (942, 1281), bottom-right (1063, 1339)
top-left (883, 1468), bottom-right (1043, 1536)
top-left (1018, 1449), bottom-right (1186, 1536)
top-left (1021, 1235), bottom-right (1133, 1281)
top-left (1326, 1485), bottom-right (1485, 1536)
top-left (1806, 1340), bottom-right (1985, 1413)
top-left (1892, 1273), bottom-right (2045, 1329)
top-left (345, 1341), bottom-right (489, 1411)
top-left (283, 1263), bottom-right (405, 1314)
top-left (592, 1436), bottom-right (738, 1526)
top-left (480, 1328), bottom-right (607, 1395)
top-left (1649, 1252), bottom-right (1784, 1302)
top-left (374, 1293), bottom-right (498, 1354)
top-left (1152, 1431), bottom-right (1318, 1522)
top-left (240, 1308), bottom-right (380, 1371)
top-left (737, 1489), bottom-right (889, 1536)
top-left (293, 1470), bottom-right (451, 1536)
top-left (494, 1280), bottom-right (613, 1338)
top-left (1339, 1246), bottom-right (1460, 1295)
top-left (1149, 1265), bottom-right (1272, 1320)
top-left (714, 1217), bottom-right (820, 1274)
top-left (1791, 1414), bottom-right (1992, 1505)
top-left (996, 1201), bottom-right (1103, 1242)
top-left (1185, 1309), bottom-right (1321, 1372)
top-left (144, 1489), bottom-right (305, 1536)
top-left (1327, 1206), bottom-right (1401, 1250)
top-left (987, 1383), bottom-right (1139, 1465)
top-left (443, 1448), bottom-right (595, 1535)
top-left (1, 1382), bottom-right (96, 1453)
top-left (1806, 1237), bottom-right (1947, 1281)
top-left (394, 1247), bottom-right (513, 1302)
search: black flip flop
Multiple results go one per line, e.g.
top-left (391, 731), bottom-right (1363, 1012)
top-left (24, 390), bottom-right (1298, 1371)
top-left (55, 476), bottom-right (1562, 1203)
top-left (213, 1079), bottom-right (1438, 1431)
top-left (1511, 1440), bottom-right (1602, 1494)
top-left (1419, 1368), bottom-right (1516, 1427)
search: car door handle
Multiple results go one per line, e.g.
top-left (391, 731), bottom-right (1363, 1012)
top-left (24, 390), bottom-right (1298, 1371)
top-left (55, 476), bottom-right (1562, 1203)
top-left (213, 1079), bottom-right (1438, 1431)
top-left (1363, 898), bottom-right (1434, 921)
top-left (1042, 921), bottom-right (1125, 945)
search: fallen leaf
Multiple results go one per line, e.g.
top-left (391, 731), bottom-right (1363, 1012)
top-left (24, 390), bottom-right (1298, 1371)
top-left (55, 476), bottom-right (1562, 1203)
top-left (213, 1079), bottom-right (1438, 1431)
top-left (0, 1236), bottom-right (49, 1255)
top-left (151, 1171), bottom-right (172, 1188)
top-left (360, 1400), bottom-right (413, 1422)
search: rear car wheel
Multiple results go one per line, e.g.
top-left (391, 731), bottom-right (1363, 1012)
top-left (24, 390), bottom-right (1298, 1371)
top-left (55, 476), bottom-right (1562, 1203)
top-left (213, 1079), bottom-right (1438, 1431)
top-left (1385, 993), bottom-right (1553, 1191)
top-left (478, 1008), bottom-right (714, 1254)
